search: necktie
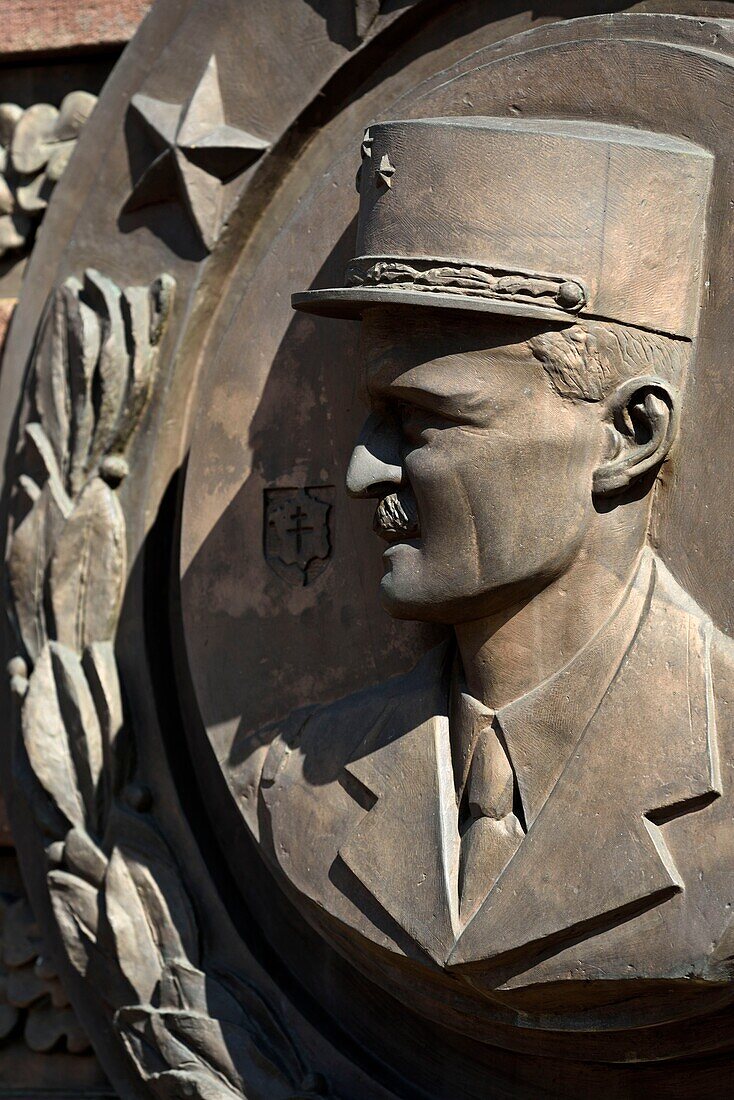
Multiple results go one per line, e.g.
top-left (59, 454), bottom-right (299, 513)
top-left (458, 716), bottom-right (524, 923)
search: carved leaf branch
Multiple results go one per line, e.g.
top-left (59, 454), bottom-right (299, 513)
top-left (5, 271), bottom-right (331, 1098)
top-left (353, 1), bottom-right (427, 39)
top-left (0, 879), bottom-right (91, 1054)
top-left (117, 963), bottom-right (328, 1100)
top-left (354, 0), bottom-right (382, 39)
top-left (7, 269), bottom-right (174, 663)
top-left (0, 92), bottom-right (97, 258)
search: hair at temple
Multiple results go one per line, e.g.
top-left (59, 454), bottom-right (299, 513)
top-left (529, 319), bottom-right (690, 402)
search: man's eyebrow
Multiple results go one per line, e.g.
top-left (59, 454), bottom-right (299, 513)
top-left (367, 375), bottom-right (484, 407)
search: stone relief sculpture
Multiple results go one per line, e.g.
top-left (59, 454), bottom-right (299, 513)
top-left (236, 115), bottom-right (734, 1038)
top-left (5, 4), bottom-right (734, 1097)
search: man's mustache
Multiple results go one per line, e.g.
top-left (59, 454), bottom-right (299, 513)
top-left (373, 491), bottom-right (421, 541)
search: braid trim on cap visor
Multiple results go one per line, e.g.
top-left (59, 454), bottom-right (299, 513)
top-left (345, 257), bottom-right (587, 313)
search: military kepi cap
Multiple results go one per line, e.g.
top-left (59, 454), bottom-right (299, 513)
top-left (292, 117), bottom-right (713, 339)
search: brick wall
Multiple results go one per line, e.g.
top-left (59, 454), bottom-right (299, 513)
top-left (1, 1), bottom-right (152, 57)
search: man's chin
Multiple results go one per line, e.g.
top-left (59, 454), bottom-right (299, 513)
top-left (378, 554), bottom-right (508, 625)
top-left (379, 572), bottom-right (448, 623)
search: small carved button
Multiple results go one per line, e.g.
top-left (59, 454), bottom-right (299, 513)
top-left (557, 280), bottom-right (586, 310)
top-left (124, 782), bottom-right (153, 812)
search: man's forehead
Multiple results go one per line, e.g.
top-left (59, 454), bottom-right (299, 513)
top-left (359, 309), bottom-right (543, 397)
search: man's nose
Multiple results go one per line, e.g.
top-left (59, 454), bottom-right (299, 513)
top-left (346, 413), bottom-right (403, 498)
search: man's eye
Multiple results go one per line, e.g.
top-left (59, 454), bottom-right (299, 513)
top-left (394, 401), bottom-right (450, 443)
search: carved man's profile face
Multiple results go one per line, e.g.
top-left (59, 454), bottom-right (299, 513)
top-left (346, 306), bottom-right (681, 625)
top-left (291, 118), bottom-right (707, 627)
top-left (346, 308), bottom-right (598, 622)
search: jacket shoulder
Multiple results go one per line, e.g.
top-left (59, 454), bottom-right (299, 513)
top-left (262, 638), bottom-right (451, 789)
top-left (651, 554), bottom-right (711, 621)
top-left (229, 699), bottom-right (321, 840)
top-left (308, 635), bottom-right (450, 726)
top-left (232, 640), bottom-right (450, 833)
top-left (652, 553), bottom-right (734, 715)
top-left (709, 621), bottom-right (734, 709)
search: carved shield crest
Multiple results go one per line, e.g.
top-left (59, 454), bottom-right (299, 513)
top-left (264, 486), bottom-right (334, 586)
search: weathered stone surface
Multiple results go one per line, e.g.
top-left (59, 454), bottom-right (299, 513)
top-left (5, 3), bottom-right (734, 1099)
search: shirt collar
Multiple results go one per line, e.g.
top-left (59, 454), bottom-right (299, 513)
top-left (450, 550), bottom-right (654, 828)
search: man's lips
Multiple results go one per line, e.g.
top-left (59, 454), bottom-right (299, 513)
top-left (373, 491), bottom-right (421, 542)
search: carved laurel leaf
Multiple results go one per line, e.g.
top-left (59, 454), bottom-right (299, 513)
top-left (111, 275), bottom-right (175, 453)
top-left (159, 961), bottom-right (251, 1023)
top-left (33, 286), bottom-right (71, 480)
top-left (213, 970), bottom-right (308, 1086)
top-left (48, 869), bottom-right (133, 1009)
top-left (12, 102), bottom-right (61, 173)
top-left (50, 642), bottom-right (104, 831)
top-left (21, 645), bottom-right (86, 829)
top-left (7, 260), bottom-right (331, 1096)
top-left (7, 481), bottom-right (62, 659)
top-left (16, 473), bottom-right (40, 508)
top-left (116, 1004), bottom-right (311, 1100)
top-left (7, 422), bottom-right (72, 659)
top-left (20, 642), bottom-right (107, 833)
top-left (24, 1003), bottom-right (90, 1055)
top-left (47, 871), bottom-right (100, 977)
top-left (117, 845), bottom-right (199, 974)
top-left (104, 808), bottom-right (201, 974)
top-left (147, 1069), bottom-right (239, 1100)
top-left (117, 1008), bottom-right (239, 1099)
top-left (9, 269), bottom-right (174, 667)
top-left (62, 279), bottom-right (101, 495)
top-left (95, 815), bottom-right (200, 1004)
top-left (82, 642), bottom-right (125, 813)
top-left (354, 0), bottom-right (381, 38)
top-left (80, 270), bottom-right (127, 469)
top-left (117, 962), bottom-right (331, 1098)
top-left (158, 960), bottom-right (217, 1017)
top-left (98, 849), bottom-right (163, 1006)
top-left (24, 422), bottom-right (72, 509)
top-left (15, 170), bottom-right (54, 215)
top-left (63, 826), bottom-right (108, 888)
top-left (47, 475), bottom-right (126, 653)
top-left (118, 1007), bottom-right (241, 1095)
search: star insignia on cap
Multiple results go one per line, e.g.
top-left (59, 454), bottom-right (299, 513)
top-left (375, 153), bottom-right (396, 189)
top-left (122, 55), bottom-right (270, 251)
top-left (361, 129), bottom-right (374, 161)
top-left (355, 127), bottom-right (374, 191)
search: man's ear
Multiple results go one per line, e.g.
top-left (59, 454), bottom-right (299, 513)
top-left (593, 375), bottom-right (679, 496)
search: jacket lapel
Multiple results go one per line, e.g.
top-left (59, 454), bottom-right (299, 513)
top-left (449, 559), bottom-right (721, 972)
top-left (339, 643), bottom-right (461, 964)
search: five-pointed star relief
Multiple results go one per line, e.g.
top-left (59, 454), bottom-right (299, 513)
top-left (123, 55), bottom-right (269, 250)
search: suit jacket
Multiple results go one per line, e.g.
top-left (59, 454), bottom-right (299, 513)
top-left (234, 551), bottom-right (734, 1048)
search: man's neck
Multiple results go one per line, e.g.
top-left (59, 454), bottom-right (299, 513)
top-left (454, 537), bottom-right (647, 711)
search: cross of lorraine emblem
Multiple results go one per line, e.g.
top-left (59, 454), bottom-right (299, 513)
top-left (264, 486), bottom-right (334, 587)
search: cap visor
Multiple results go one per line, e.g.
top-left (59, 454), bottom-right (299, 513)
top-left (291, 285), bottom-right (576, 324)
